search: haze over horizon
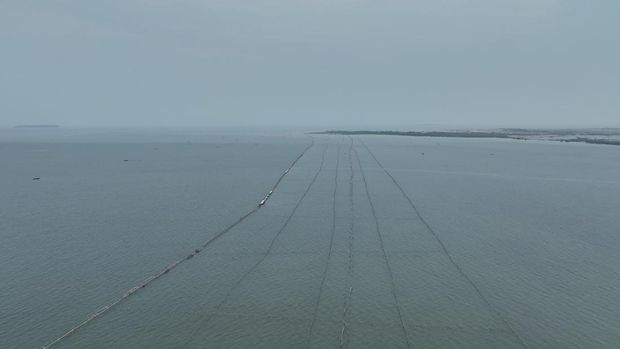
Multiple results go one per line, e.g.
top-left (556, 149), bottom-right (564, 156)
top-left (3, 4), bottom-right (620, 348)
top-left (1, 1), bottom-right (619, 128)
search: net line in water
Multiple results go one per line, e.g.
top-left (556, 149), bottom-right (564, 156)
top-left (358, 138), bottom-right (529, 349)
top-left (354, 145), bottom-right (412, 349)
top-left (340, 137), bottom-right (355, 348)
top-left (179, 145), bottom-right (328, 348)
top-left (41, 138), bottom-right (315, 349)
top-left (305, 141), bottom-right (341, 348)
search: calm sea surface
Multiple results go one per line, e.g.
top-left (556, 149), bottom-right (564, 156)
top-left (1, 128), bottom-right (620, 348)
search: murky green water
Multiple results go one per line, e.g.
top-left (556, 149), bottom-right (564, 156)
top-left (2, 130), bottom-right (620, 348)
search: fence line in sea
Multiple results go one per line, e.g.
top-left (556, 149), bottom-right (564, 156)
top-left (41, 138), bottom-right (314, 349)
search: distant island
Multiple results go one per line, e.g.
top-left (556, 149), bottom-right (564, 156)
top-left (14, 124), bottom-right (60, 128)
top-left (314, 128), bottom-right (620, 146)
top-left (559, 137), bottom-right (620, 146)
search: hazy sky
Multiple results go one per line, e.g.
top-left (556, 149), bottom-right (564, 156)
top-left (1, 0), bottom-right (618, 128)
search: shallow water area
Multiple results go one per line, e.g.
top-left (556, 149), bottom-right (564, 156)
top-left (2, 129), bottom-right (620, 348)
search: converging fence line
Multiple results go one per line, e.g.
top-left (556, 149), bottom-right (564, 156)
top-left (41, 138), bottom-right (314, 349)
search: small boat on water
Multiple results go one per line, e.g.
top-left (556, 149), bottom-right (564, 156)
top-left (259, 189), bottom-right (274, 207)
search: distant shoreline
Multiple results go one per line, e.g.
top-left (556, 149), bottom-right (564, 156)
top-left (313, 129), bottom-right (620, 146)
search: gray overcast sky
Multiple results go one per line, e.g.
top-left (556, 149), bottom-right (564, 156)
top-left (1, 0), bottom-right (618, 128)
